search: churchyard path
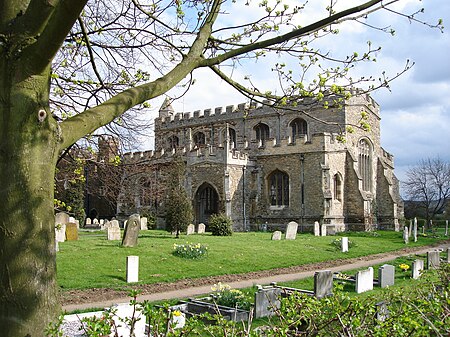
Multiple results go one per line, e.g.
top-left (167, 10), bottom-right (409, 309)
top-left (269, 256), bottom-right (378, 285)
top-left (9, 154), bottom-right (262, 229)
top-left (62, 242), bottom-right (450, 312)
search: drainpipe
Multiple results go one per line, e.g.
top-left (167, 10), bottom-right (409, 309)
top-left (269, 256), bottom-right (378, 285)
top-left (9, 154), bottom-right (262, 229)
top-left (242, 166), bottom-right (247, 231)
top-left (300, 154), bottom-right (305, 224)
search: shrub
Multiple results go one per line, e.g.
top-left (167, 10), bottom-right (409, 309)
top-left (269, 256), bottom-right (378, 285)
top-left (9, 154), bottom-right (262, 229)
top-left (172, 242), bottom-right (208, 259)
top-left (209, 213), bottom-right (233, 236)
top-left (210, 283), bottom-right (252, 310)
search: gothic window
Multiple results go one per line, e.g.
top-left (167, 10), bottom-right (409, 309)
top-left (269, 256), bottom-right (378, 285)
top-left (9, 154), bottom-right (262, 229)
top-left (254, 123), bottom-right (270, 146)
top-left (193, 131), bottom-right (206, 147)
top-left (268, 170), bottom-right (289, 206)
top-left (358, 139), bottom-right (372, 192)
top-left (334, 173), bottom-right (342, 202)
top-left (168, 135), bottom-right (179, 150)
top-left (290, 118), bottom-right (308, 141)
top-left (228, 128), bottom-right (237, 148)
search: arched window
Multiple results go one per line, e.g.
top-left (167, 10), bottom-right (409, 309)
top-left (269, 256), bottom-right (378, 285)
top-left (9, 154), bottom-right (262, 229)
top-left (228, 128), bottom-right (237, 148)
top-left (168, 135), bottom-right (179, 150)
top-left (334, 173), bottom-right (342, 202)
top-left (254, 123), bottom-right (270, 146)
top-left (268, 170), bottom-right (289, 206)
top-left (193, 131), bottom-right (206, 147)
top-left (290, 118), bottom-right (308, 141)
top-left (358, 139), bottom-right (372, 192)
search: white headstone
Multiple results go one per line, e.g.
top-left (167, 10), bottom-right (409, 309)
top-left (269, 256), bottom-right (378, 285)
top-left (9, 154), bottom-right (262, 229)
top-left (99, 219), bottom-right (104, 225)
top-left (140, 217), bottom-right (148, 230)
top-left (285, 221), bottom-right (298, 240)
top-left (197, 223), bottom-right (206, 234)
top-left (112, 303), bottom-right (147, 337)
top-left (403, 226), bottom-right (409, 244)
top-left (93, 218), bottom-right (99, 224)
top-left (355, 267), bottom-right (374, 294)
top-left (408, 220), bottom-right (412, 238)
top-left (55, 224), bottom-right (66, 243)
top-left (85, 217), bottom-right (92, 225)
top-left (110, 219), bottom-right (120, 228)
top-left (314, 221), bottom-right (320, 236)
top-left (186, 224), bottom-right (195, 235)
top-left (445, 220), bottom-right (448, 236)
top-left (271, 231), bottom-right (282, 240)
top-left (412, 259), bottom-right (424, 279)
top-left (107, 227), bottom-right (121, 240)
top-left (127, 256), bottom-right (139, 283)
top-left (413, 217), bottom-right (418, 242)
top-left (341, 237), bottom-right (349, 252)
top-left (321, 224), bottom-right (327, 237)
top-left (378, 264), bottom-right (395, 288)
top-left (427, 250), bottom-right (440, 269)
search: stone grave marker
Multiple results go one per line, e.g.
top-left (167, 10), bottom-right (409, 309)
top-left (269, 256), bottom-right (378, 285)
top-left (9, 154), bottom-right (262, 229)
top-left (427, 250), bottom-right (440, 269)
top-left (403, 226), bottom-right (409, 244)
top-left (321, 223), bottom-right (327, 237)
top-left (285, 221), bottom-right (298, 240)
top-left (74, 219), bottom-right (80, 228)
top-left (108, 226), bottom-right (121, 241)
top-left (186, 224), bottom-right (195, 235)
top-left (355, 267), bottom-right (373, 293)
top-left (447, 248), bottom-right (450, 263)
top-left (445, 220), bottom-right (449, 236)
top-left (341, 237), bottom-right (349, 252)
top-left (421, 226), bottom-right (425, 234)
top-left (408, 219), bottom-right (412, 238)
top-left (375, 301), bottom-right (390, 322)
top-left (197, 223), bottom-right (206, 234)
top-left (122, 214), bottom-right (140, 247)
top-left (110, 219), bottom-right (120, 228)
top-left (314, 270), bottom-right (333, 298)
top-left (378, 264), bottom-right (395, 288)
top-left (413, 217), bottom-right (418, 242)
top-left (93, 218), bottom-right (99, 225)
top-left (68, 216), bottom-right (75, 223)
top-left (99, 219), bottom-right (104, 225)
top-left (85, 217), bottom-right (91, 226)
top-left (65, 223), bottom-right (78, 241)
top-left (412, 259), bottom-right (424, 279)
top-left (127, 255), bottom-right (139, 283)
top-left (314, 221), bottom-right (320, 236)
top-left (55, 211), bottom-right (69, 236)
top-left (140, 217), bottom-right (148, 230)
top-left (55, 223), bottom-right (66, 243)
top-left (271, 231), bottom-right (282, 240)
top-left (254, 286), bottom-right (282, 318)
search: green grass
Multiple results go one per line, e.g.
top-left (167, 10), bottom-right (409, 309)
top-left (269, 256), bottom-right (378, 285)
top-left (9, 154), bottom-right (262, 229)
top-left (56, 229), bottom-right (448, 290)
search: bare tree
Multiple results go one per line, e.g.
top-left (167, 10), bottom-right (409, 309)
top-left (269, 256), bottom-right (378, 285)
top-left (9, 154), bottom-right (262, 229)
top-left (404, 158), bottom-right (450, 227)
top-left (0, 0), bottom-right (444, 334)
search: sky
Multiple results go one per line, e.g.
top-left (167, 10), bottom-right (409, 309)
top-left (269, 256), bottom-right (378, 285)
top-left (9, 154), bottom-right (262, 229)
top-left (142, 0), bottom-right (450, 190)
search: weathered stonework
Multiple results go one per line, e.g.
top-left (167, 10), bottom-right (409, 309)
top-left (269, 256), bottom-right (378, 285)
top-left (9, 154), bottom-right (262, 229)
top-left (120, 90), bottom-right (403, 232)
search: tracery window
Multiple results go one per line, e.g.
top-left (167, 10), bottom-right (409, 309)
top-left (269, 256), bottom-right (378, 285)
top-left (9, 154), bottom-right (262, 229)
top-left (358, 139), bottom-right (372, 192)
top-left (268, 170), bottom-right (289, 206)
top-left (290, 118), bottom-right (308, 141)
top-left (193, 131), bottom-right (206, 147)
top-left (254, 123), bottom-right (270, 146)
top-left (168, 135), bottom-right (179, 150)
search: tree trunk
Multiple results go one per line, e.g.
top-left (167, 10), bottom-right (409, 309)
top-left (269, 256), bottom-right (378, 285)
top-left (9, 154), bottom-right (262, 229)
top-left (0, 58), bottom-right (61, 335)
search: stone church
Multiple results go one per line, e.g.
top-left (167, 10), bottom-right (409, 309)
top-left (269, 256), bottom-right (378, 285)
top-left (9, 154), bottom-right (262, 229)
top-left (119, 89), bottom-right (403, 232)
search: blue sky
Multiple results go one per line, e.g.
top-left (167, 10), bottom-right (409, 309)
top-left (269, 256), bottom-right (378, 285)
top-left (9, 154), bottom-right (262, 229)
top-left (145, 0), bottom-right (450, 187)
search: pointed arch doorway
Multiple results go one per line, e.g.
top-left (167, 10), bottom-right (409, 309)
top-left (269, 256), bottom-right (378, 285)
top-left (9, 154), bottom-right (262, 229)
top-left (195, 183), bottom-right (219, 225)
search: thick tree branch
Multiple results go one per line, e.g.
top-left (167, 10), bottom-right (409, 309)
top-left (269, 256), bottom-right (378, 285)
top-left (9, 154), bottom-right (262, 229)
top-left (18, 0), bottom-right (88, 80)
top-left (14, 0), bottom-right (59, 36)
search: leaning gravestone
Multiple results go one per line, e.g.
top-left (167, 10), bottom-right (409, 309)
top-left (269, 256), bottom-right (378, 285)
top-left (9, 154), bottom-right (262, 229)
top-left (356, 267), bottom-right (373, 293)
top-left (412, 259), bottom-right (424, 279)
top-left (186, 224), bottom-right (195, 235)
top-left (314, 221), bottom-right (320, 236)
top-left (427, 250), bottom-right (440, 269)
top-left (140, 217), bottom-right (148, 230)
top-left (378, 264), bottom-right (395, 288)
top-left (107, 227), bottom-right (121, 241)
top-left (197, 223), bottom-right (206, 234)
top-left (271, 231), bottom-right (282, 241)
top-left (314, 270), bottom-right (333, 298)
top-left (121, 214), bottom-right (140, 247)
top-left (65, 223), bottom-right (78, 241)
top-left (285, 221), bottom-right (298, 240)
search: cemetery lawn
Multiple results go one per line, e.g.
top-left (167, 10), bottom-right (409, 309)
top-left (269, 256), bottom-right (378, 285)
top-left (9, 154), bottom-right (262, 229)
top-left (57, 229), bottom-right (448, 293)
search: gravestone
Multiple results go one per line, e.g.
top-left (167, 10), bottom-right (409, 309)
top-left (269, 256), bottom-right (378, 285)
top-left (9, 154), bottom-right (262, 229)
top-left (55, 224), bottom-right (66, 243)
top-left (271, 231), bottom-right (282, 240)
top-left (408, 220), bottom-right (412, 238)
top-left (445, 220), bottom-right (449, 236)
top-left (122, 214), bottom-right (140, 247)
top-left (314, 270), bottom-right (333, 298)
top-left (110, 219), bottom-right (120, 228)
top-left (314, 221), bottom-right (320, 236)
top-left (413, 217), bottom-right (418, 242)
top-left (355, 267), bottom-right (373, 293)
top-left (112, 303), bottom-right (146, 336)
top-left (55, 240), bottom-right (59, 253)
top-left (65, 223), bottom-right (78, 241)
top-left (107, 226), bottom-right (121, 241)
top-left (412, 259), bottom-right (424, 279)
top-left (341, 237), bottom-right (349, 253)
top-left (285, 221), bottom-right (298, 240)
top-left (85, 217), bottom-right (92, 226)
top-left (140, 217), bottom-right (148, 230)
top-left (186, 224), bottom-right (195, 235)
top-left (99, 219), bottom-right (104, 225)
top-left (321, 224), bottom-right (327, 237)
top-left (421, 226), bottom-right (425, 234)
top-left (375, 301), bottom-right (390, 322)
top-left (447, 248), bottom-right (450, 263)
top-left (403, 226), bottom-right (409, 244)
top-left (254, 286), bottom-right (282, 318)
top-left (126, 255), bottom-right (139, 283)
top-left (427, 250), bottom-right (440, 269)
top-left (378, 264), bottom-right (395, 288)
top-left (93, 218), bottom-right (99, 225)
top-left (55, 212), bottom-right (69, 228)
top-left (197, 223), bottom-right (206, 234)
top-left (68, 216), bottom-right (75, 223)
top-left (74, 219), bottom-right (80, 228)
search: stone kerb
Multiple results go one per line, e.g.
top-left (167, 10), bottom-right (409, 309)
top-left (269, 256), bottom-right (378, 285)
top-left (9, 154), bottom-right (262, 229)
top-left (355, 267), bottom-right (373, 294)
top-left (285, 221), bottom-right (298, 240)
